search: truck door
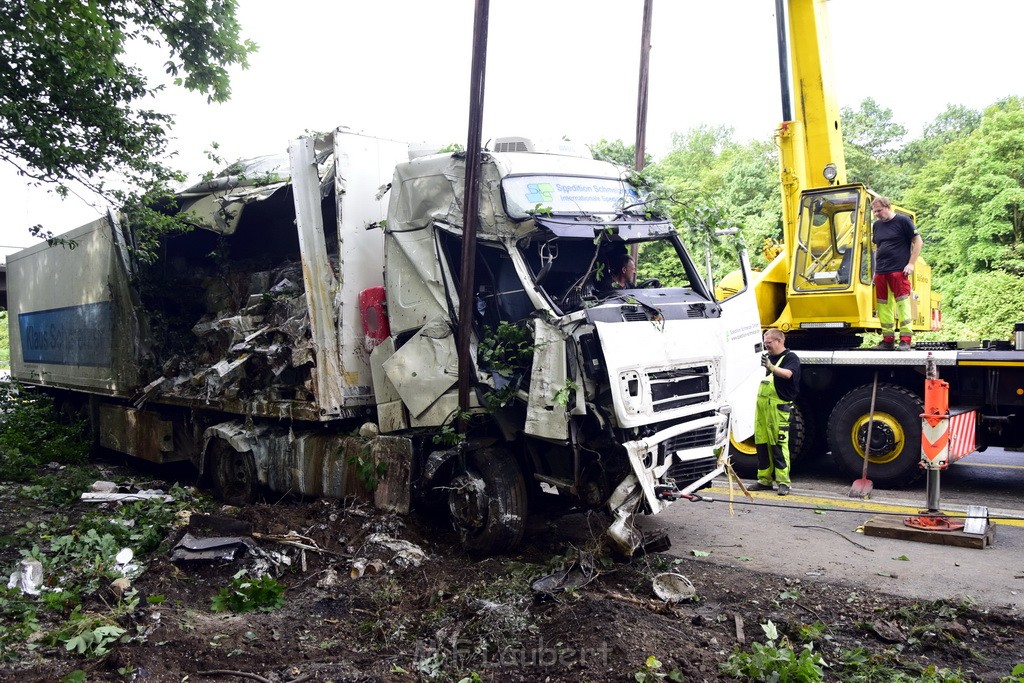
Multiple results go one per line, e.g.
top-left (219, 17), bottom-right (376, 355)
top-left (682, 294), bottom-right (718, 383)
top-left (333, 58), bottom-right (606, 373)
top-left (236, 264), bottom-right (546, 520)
top-left (716, 248), bottom-right (763, 443)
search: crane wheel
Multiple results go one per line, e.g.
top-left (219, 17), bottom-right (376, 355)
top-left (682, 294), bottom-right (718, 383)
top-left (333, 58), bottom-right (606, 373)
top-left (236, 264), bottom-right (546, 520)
top-left (828, 383), bottom-right (923, 488)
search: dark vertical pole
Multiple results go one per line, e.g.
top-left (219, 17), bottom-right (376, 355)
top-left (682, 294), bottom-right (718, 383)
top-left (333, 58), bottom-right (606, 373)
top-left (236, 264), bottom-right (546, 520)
top-left (634, 0), bottom-right (654, 173)
top-left (775, 0), bottom-right (793, 121)
top-left (457, 0), bottom-right (490, 426)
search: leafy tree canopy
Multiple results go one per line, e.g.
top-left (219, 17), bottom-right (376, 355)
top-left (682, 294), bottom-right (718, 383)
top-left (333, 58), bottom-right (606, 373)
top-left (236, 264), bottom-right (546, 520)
top-left (0, 0), bottom-right (256, 198)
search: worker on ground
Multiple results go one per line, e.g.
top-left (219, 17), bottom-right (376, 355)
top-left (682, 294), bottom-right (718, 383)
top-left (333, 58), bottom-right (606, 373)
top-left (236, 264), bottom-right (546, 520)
top-left (750, 329), bottom-right (801, 496)
top-left (870, 196), bottom-right (923, 351)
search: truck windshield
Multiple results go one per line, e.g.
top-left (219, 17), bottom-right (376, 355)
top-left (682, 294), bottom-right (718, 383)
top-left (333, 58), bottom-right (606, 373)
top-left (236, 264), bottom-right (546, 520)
top-left (518, 233), bottom-right (702, 314)
top-left (502, 175), bottom-right (645, 219)
top-left (793, 189), bottom-right (862, 292)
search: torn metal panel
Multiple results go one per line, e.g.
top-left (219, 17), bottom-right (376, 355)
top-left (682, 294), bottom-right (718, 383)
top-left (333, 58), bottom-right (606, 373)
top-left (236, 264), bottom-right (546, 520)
top-left (290, 137), bottom-right (345, 416)
top-left (175, 154), bottom-right (295, 235)
top-left (170, 533), bottom-right (257, 562)
top-left (382, 318), bottom-right (458, 418)
top-left (383, 228), bottom-right (448, 335)
top-left (524, 319), bottom-right (570, 441)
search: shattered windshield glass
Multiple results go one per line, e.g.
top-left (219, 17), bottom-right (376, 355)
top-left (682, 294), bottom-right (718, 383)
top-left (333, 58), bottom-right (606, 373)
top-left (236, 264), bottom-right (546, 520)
top-left (517, 232), bottom-right (702, 314)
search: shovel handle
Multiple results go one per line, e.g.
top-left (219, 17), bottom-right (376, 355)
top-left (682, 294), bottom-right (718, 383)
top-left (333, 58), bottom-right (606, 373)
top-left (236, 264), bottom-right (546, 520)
top-left (862, 371), bottom-right (879, 479)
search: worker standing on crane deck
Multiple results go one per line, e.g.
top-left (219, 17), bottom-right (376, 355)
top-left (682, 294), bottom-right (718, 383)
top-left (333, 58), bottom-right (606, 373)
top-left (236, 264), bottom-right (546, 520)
top-left (750, 329), bottom-right (801, 496)
top-left (870, 196), bottom-right (923, 351)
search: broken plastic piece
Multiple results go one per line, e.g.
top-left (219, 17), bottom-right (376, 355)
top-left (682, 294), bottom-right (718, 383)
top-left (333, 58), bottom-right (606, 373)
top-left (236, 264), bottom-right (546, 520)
top-left (365, 533), bottom-right (427, 567)
top-left (652, 572), bottom-right (696, 603)
top-left (7, 559), bottom-right (43, 595)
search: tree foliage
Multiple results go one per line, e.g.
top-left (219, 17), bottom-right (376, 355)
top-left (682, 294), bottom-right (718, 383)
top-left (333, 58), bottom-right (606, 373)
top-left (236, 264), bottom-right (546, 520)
top-left (841, 98), bottom-right (909, 197)
top-left (0, 0), bottom-right (256, 197)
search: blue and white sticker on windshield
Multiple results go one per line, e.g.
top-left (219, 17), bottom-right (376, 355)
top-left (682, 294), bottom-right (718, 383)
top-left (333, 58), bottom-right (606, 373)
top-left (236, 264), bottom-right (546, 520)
top-left (503, 176), bottom-right (641, 218)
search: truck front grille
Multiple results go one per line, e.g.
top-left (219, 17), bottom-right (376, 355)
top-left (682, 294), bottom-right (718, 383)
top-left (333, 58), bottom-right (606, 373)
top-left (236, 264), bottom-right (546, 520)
top-left (648, 366), bottom-right (711, 412)
top-left (660, 426), bottom-right (718, 456)
top-left (667, 455), bottom-right (719, 489)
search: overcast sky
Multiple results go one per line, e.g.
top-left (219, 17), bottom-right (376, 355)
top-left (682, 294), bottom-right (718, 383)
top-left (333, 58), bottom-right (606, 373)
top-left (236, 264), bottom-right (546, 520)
top-left (3, 0), bottom-right (1022, 258)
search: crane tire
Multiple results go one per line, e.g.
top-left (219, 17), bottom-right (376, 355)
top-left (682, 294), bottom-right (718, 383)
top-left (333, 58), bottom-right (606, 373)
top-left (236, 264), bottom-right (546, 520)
top-left (828, 383), bottom-right (923, 488)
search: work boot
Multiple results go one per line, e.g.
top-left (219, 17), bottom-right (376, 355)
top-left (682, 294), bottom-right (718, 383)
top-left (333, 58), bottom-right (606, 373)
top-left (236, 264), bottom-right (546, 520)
top-left (897, 340), bottom-right (913, 351)
top-left (872, 339), bottom-right (895, 350)
top-left (748, 481), bottom-right (774, 491)
top-left (777, 484), bottom-right (791, 496)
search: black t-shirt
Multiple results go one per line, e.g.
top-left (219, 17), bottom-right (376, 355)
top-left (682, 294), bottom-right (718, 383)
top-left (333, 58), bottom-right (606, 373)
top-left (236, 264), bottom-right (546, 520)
top-left (872, 213), bottom-right (918, 274)
top-left (769, 351), bottom-right (801, 402)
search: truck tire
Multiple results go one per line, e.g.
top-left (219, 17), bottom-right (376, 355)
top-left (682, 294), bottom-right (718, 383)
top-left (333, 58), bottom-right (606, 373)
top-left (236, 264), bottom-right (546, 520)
top-left (729, 402), bottom-right (813, 477)
top-left (448, 447), bottom-right (527, 555)
top-left (210, 441), bottom-right (260, 505)
top-left (828, 383), bottom-right (923, 488)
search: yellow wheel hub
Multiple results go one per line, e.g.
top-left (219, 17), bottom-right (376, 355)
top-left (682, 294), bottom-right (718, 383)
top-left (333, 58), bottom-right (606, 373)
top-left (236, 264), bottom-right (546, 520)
top-left (850, 412), bottom-right (904, 464)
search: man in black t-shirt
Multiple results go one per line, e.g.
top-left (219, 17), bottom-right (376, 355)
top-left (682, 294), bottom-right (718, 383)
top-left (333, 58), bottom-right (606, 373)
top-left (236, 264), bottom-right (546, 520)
top-left (750, 329), bottom-right (801, 496)
top-left (871, 196), bottom-right (923, 351)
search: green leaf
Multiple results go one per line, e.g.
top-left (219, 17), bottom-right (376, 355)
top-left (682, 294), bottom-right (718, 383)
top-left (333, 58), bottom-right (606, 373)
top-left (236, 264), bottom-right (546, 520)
top-left (691, 550), bottom-right (711, 557)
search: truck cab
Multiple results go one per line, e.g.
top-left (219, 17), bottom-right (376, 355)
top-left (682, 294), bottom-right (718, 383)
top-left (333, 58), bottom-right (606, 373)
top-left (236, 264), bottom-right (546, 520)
top-left (364, 141), bottom-right (763, 553)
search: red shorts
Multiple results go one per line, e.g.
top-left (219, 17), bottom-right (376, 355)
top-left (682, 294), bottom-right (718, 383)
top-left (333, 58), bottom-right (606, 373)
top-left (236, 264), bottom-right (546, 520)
top-left (874, 271), bottom-right (911, 300)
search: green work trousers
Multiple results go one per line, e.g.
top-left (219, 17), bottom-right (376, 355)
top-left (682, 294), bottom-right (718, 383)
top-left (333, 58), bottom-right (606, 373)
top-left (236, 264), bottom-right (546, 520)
top-left (754, 378), bottom-right (792, 486)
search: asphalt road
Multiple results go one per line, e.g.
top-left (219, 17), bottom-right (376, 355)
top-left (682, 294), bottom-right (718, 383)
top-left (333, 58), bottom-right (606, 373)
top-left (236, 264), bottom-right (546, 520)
top-left (643, 449), bottom-right (1024, 611)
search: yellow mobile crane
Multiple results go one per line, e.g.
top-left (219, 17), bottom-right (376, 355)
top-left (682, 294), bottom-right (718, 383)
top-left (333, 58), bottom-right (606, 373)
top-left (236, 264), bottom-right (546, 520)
top-left (758, 0), bottom-right (940, 341)
top-left (730, 0), bottom-right (949, 484)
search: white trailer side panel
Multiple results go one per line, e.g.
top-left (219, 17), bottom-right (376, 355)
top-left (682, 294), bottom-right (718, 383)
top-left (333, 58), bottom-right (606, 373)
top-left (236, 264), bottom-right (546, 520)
top-left (7, 216), bottom-right (139, 394)
top-left (331, 131), bottom-right (409, 406)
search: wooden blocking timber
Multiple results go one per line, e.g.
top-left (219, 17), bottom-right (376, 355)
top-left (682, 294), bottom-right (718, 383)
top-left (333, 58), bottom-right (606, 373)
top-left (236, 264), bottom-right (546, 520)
top-left (862, 515), bottom-right (996, 549)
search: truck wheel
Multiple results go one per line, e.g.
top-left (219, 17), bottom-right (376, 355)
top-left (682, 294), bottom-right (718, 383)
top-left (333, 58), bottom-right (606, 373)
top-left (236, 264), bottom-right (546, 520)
top-left (828, 383), bottom-right (923, 488)
top-left (729, 402), bottom-right (812, 477)
top-left (210, 442), bottom-right (260, 505)
top-left (448, 447), bottom-right (527, 555)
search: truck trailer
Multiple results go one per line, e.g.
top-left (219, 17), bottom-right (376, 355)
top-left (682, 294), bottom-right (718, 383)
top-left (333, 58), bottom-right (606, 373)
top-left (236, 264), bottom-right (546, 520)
top-left (7, 129), bottom-right (763, 554)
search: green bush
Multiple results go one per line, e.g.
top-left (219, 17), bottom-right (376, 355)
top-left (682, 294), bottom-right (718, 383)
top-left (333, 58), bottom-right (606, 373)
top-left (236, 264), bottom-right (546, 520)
top-left (211, 571), bottom-right (286, 613)
top-left (0, 380), bottom-right (90, 481)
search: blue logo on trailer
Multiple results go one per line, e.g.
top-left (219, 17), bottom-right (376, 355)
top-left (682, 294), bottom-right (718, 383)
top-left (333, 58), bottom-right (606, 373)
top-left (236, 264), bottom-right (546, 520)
top-left (19, 302), bottom-right (113, 367)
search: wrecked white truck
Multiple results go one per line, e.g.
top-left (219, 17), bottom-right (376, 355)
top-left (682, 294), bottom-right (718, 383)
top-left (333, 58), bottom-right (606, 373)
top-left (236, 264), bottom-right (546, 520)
top-left (7, 130), bottom-right (762, 554)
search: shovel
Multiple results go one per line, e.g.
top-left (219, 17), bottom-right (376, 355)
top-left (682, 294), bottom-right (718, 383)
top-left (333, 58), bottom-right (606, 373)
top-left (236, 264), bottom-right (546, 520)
top-left (850, 371), bottom-right (879, 498)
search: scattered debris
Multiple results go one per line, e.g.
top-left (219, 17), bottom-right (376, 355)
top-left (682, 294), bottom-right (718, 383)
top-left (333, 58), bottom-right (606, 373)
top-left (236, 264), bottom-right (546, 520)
top-left (317, 569), bottom-right (341, 588)
top-left (7, 558), bottom-right (43, 595)
top-left (870, 619), bottom-right (908, 643)
top-left (531, 553), bottom-right (597, 594)
top-left (171, 533), bottom-right (257, 562)
top-left (81, 490), bottom-right (174, 503)
top-left (110, 577), bottom-right (132, 599)
top-left (349, 558), bottom-right (385, 579)
top-left (365, 533), bottom-right (427, 567)
top-left (652, 572), bottom-right (696, 603)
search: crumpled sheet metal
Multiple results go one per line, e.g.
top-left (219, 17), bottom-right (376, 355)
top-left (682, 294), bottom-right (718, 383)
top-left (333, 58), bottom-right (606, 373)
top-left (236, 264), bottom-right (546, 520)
top-left (170, 533), bottom-right (257, 562)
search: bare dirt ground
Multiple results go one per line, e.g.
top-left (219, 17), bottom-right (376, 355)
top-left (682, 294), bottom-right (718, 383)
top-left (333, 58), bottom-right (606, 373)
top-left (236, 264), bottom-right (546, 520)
top-left (2, 459), bottom-right (1023, 683)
